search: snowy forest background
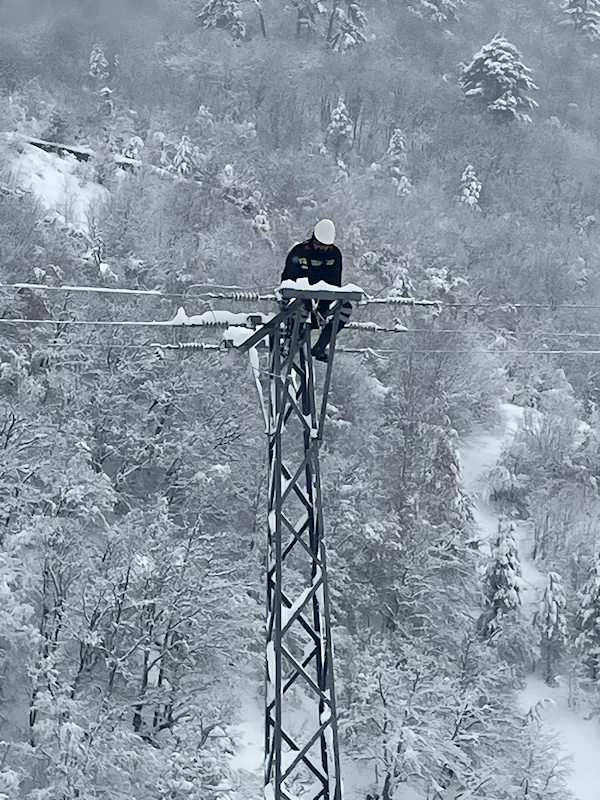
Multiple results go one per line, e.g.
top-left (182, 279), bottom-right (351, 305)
top-left (3, 0), bottom-right (600, 798)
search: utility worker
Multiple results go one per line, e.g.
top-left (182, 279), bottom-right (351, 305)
top-left (281, 219), bottom-right (352, 362)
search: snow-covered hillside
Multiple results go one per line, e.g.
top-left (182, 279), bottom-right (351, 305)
top-left (7, 140), bottom-right (108, 233)
top-left (462, 406), bottom-right (600, 800)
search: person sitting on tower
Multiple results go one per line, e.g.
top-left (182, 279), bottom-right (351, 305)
top-left (281, 219), bottom-right (352, 362)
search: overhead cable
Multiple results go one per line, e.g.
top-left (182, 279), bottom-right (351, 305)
top-left (0, 282), bottom-right (276, 302)
top-left (9, 282), bottom-right (600, 312)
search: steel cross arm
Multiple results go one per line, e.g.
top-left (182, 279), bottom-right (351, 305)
top-left (264, 295), bottom-right (343, 800)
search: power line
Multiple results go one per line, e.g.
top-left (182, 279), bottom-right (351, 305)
top-left (0, 317), bottom-right (198, 327)
top-left (0, 282), bottom-right (276, 302)
top-left (9, 282), bottom-right (600, 313)
top-left (7, 336), bottom-right (600, 358)
top-left (392, 349), bottom-right (600, 355)
top-left (1, 341), bottom-right (223, 353)
top-left (361, 297), bottom-right (600, 310)
top-left (348, 326), bottom-right (600, 338)
top-left (7, 315), bottom-right (600, 345)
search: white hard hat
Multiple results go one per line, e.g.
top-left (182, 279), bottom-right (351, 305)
top-left (313, 219), bottom-right (336, 245)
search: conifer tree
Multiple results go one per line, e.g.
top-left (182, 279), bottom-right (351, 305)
top-left (576, 554), bottom-right (600, 680)
top-left (88, 44), bottom-right (110, 85)
top-left (480, 517), bottom-right (522, 639)
top-left (374, 128), bottom-right (413, 197)
top-left (98, 86), bottom-right (114, 117)
top-left (534, 572), bottom-right (568, 684)
top-left (459, 164), bottom-right (482, 209)
top-left (326, 96), bottom-right (354, 159)
top-left (387, 128), bottom-right (407, 163)
top-left (382, 128), bottom-right (412, 195)
top-left (329, 2), bottom-right (368, 52)
top-left (560, 0), bottom-right (600, 40)
top-left (461, 34), bottom-right (539, 123)
top-left (172, 134), bottom-right (197, 178)
top-left (197, 0), bottom-right (246, 40)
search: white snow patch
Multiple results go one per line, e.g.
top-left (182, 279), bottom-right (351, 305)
top-left (281, 586), bottom-right (313, 629)
top-left (519, 676), bottom-right (600, 800)
top-left (460, 404), bottom-right (525, 553)
top-left (223, 326), bottom-right (259, 347)
top-left (229, 693), bottom-right (264, 774)
top-left (277, 278), bottom-right (364, 296)
top-left (365, 375), bottom-right (391, 398)
top-left (9, 143), bottom-right (108, 232)
top-left (168, 308), bottom-right (273, 327)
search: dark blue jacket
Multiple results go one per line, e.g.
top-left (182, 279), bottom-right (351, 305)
top-left (282, 237), bottom-right (343, 286)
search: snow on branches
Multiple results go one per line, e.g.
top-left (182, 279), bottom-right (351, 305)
top-left (329, 3), bottom-right (368, 52)
top-left (459, 164), bottom-right (482, 209)
top-left (326, 96), bottom-right (354, 159)
top-left (577, 554), bottom-right (600, 680)
top-left (88, 44), bottom-right (110, 85)
top-left (560, 0), bottom-right (600, 40)
top-left (461, 34), bottom-right (539, 123)
top-left (196, 0), bottom-right (246, 40)
top-left (292, 0), bottom-right (327, 35)
top-left (534, 571), bottom-right (568, 684)
top-left (480, 517), bottom-right (523, 639)
top-left (384, 128), bottom-right (413, 196)
top-left (407, 0), bottom-right (464, 24)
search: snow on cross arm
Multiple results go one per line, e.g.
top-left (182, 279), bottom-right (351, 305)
top-left (277, 278), bottom-right (364, 297)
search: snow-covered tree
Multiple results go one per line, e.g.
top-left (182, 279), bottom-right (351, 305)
top-left (88, 44), bottom-right (110, 84)
top-left (122, 134), bottom-right (145, 162)
top-left (361, 248), bottom-right (414, 297)
top-left (461, 34), bottom-right (539, 122)
top-left (422, 423), bottom-right (472, 528)
top-left (407, 0), bottom-right (463, 23)
top-left (387, 128), bottom-right (407, 163)
top-left (292, 0), bottom-right (327, 36)
top-left (218, 163), bottom-right (262, 215)
top-left (560, 0), bottom-right (600, 40)
top-left (197, 0), bottom-right (246, 39)
top-left (379, 128), bottom-right (413, 195)
top-left (480, 517), bottom-right (522, 639)
top-left (515, 699), bottom-right (571, 800)
top-left (252, 209), bottom-right (274, 249)
top-left (98, 85), bottom-right (114, 117)
top-left (459, 164), bottom-right (482, 209)
top-left (534, 572), bottom-right (568, 684)
top-left (329, 3), bottom-right (368, 52)
top-left (326, 96), bottom-right (354, 159)
top-left (576, 554), bottom-right (600, 680)
top-left (172, 134), bottom-right (197, 178)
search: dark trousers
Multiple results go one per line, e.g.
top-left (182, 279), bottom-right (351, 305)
top-left (281, 300), bottom-right (352, 350)
top-left (313, 301), bottom-right (352, 352)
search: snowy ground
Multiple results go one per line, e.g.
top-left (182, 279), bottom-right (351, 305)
top-left (519, 676), bottom-right (600, 800)
top-left (8, 142), bottom-right (108, 232)
top-left (229, 689), bottom-right (377, 799)
top-left (461, 404), bottom-right (600, 800)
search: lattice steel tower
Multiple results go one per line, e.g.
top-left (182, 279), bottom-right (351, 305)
top-left (240, 285), bottom-right (361, 800)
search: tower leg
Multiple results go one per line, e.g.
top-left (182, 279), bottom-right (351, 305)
top-left (264, 302), bottom-right (343, 800)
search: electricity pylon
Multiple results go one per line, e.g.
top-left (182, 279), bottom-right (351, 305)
top-left (239, 285), bottom-right (362, 800)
